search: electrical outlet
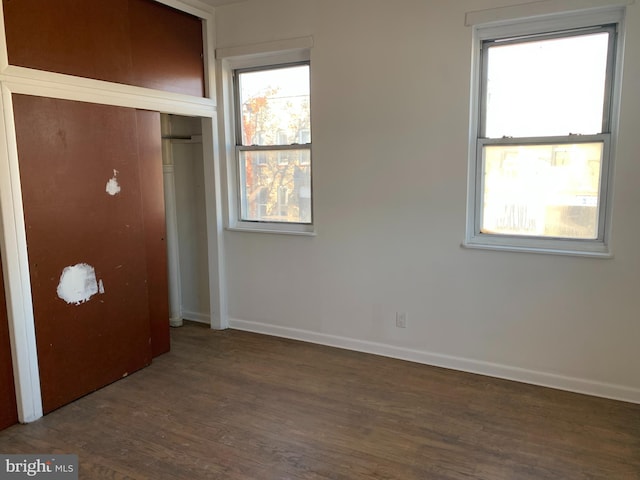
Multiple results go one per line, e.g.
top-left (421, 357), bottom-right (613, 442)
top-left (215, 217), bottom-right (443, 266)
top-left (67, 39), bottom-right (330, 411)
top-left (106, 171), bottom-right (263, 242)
top-left (395, 312), bottom-right (407, 328)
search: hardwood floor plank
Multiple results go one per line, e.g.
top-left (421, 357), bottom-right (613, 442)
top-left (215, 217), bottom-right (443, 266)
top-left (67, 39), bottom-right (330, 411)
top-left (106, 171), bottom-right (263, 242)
top-left (0, 322), bottom-right (638, 479)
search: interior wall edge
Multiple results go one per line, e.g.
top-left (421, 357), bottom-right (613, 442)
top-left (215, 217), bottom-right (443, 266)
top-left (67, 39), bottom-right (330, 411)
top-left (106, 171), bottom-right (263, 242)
top-left (228, 318), bottom-right (640, 405)
top-left (201, 115), bottom-right (228, 330)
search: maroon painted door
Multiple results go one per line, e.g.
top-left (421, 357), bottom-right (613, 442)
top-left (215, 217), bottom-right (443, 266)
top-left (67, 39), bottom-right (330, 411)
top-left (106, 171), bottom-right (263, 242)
top-left (13, 95), bottom-right (168, 413)
top-left (0, 253), bottom-right (19, 430)
top-left (136, 110), bottom-right (171, 357)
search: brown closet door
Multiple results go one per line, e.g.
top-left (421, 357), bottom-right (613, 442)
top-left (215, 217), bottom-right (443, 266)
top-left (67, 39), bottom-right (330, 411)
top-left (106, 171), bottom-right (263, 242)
top-left (0, 253), bottom-right (19, 430)
top-left (13, 95), bottom-right (161, 413)
top-left (136, 110), bottom-right (170, 357)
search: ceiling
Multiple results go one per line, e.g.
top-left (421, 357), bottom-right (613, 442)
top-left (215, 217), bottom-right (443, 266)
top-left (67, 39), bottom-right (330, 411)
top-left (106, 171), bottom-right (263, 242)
top-left (199, 0), bottom-right (247, 7)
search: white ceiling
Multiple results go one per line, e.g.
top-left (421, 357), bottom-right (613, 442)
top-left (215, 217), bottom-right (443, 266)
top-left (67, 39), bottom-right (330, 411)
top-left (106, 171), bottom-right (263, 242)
top-left (199, 0), bottom-right (247, 7)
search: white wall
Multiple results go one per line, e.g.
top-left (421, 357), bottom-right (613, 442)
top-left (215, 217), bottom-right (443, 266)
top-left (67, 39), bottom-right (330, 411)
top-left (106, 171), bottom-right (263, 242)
top-left (216, 0), bottom-right (640, 402)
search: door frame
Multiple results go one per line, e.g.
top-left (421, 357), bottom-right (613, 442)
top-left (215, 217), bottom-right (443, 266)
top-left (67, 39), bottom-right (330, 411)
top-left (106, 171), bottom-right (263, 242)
top-left (0, 0), bottom-right (227, 423)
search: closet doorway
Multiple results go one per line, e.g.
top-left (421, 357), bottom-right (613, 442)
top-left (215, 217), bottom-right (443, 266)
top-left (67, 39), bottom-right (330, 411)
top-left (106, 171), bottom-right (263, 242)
top-left (162, 115), bottom-right (211, 327)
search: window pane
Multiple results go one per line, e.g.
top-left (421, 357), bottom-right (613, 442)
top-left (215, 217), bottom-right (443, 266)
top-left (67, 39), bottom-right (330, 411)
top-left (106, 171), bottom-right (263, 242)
top-left (481, 143), bottom-right (603, 239)
top-left (239, 149), bottom-right (312, 223)
top-left (238, 65), bottom-right (310, 146)
top-left (485, 32), bottom-right (610, 138)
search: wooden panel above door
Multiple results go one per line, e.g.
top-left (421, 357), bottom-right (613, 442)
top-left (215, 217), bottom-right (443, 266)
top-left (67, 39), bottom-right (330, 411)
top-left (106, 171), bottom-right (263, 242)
top-left (3, 0), bottom-right (205, 97)
top-left (129, 0), bottom-right (206, 97)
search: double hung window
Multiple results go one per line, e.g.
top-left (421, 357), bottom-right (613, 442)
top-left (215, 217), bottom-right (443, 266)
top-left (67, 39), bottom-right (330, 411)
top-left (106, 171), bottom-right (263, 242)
top-left (233, 63), bottom-right (312, 226)
top-left (466, 10), bottom-right (624, 256)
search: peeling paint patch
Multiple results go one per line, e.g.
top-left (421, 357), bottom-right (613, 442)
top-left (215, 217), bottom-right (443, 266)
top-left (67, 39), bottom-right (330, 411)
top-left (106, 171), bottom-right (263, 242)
top-left (57, 263), bottom-right (105, 305)
top-left (105, 169), bottom-right (121, 196)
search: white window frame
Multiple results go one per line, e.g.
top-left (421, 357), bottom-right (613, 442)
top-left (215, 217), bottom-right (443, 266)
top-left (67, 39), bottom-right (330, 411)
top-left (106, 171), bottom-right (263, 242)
top-left (217, 38), bottom-right (315, 235)
top-left (464, 7), bottom-right (627, 257)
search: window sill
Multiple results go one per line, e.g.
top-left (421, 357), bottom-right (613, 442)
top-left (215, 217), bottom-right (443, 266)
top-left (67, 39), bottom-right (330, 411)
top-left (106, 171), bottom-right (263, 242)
top-left (461, 238), bottom-right (612, 258)
top-left (226, 222), bottom-right (316, 236)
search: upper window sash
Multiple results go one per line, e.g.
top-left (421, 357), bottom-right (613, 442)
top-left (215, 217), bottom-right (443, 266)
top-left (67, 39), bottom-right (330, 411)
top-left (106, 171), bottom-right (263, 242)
top-left (479, 24), bottom-right (618, 139)
top-left (233, 61), bottom-right (311, 148)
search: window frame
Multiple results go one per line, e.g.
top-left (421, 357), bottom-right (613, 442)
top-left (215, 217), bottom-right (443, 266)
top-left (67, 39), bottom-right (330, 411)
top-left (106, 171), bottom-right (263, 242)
top-left (219, 43), bottom-right (315, 235)
top-left (464, 8), bottom-right (626, 257)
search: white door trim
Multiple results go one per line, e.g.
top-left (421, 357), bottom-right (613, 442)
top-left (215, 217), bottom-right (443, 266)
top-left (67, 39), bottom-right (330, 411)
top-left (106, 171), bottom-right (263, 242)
top-left (0, 86), bottom-right (42, 422)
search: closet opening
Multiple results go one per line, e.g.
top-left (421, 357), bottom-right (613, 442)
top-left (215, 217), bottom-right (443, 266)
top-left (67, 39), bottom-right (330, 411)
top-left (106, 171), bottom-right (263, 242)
top-left (161, 114), bottom-right (211, 327)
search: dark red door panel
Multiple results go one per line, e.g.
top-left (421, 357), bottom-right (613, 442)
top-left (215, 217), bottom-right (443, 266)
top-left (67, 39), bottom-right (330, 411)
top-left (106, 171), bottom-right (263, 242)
top-left (3, 0), bottom-right (204, 97)
top-left (136, 110), bottom-right (171, 357)
top-left (3, 0), bottom-right (133, 86)
top-left (129, 0), bottom-right (205, 97)
top-left (13, 95), bottom-right (159, 413)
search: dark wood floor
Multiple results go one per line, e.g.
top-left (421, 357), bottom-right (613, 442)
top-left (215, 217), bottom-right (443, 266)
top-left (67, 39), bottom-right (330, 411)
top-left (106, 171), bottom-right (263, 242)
top-left (0, 322), bottom-right (638, 479)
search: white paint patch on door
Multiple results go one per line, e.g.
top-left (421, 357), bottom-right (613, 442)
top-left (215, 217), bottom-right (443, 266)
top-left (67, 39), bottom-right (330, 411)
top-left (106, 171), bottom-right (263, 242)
top-left (105, 169), bottom-right (121, 196)
top-left (57, 263), bottom-right (105, 305)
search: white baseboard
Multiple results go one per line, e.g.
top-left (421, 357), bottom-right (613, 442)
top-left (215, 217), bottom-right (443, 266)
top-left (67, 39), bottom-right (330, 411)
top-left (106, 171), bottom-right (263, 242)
top-left (228, 318), bottom-right (640, 405)
top-left (181, 310), bottom-right (210, 325)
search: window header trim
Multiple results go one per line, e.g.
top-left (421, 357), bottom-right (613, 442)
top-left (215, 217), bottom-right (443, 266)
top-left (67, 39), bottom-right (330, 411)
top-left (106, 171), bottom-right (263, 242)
top-left (216, 36), bottom-right (313, 60)
top-left (465, 0), bottom-right (633, 28)
top-left (472, 7), bottom-right (625, 42)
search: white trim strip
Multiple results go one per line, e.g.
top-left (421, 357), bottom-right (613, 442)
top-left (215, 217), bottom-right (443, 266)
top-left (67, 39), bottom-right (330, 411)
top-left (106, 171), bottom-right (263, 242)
top-left (155, 0), bottom-right (215, 20)
top-left (461, 241), bottom-right (613, 258)
top-left (1, 67), bottom-right (216, 118)
top-left (201, 116), bottom-right (229, 330)
top-left (0, 87), bottom-right (43, 422)
top-left (229, 318), bottom-right (640, 405)
top-left (466, 0), bottom-right (634, 26)
top-left (216, 36), bottom-right (314, 60)
top-left (226, 224), bottom-right (316, 236)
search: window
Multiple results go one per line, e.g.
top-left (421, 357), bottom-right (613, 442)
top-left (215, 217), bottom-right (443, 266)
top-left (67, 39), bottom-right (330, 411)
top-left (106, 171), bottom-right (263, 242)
top-left (466, 10), bottom-right (624, 256)
top-left (234, 62), bottom-right (312, 226)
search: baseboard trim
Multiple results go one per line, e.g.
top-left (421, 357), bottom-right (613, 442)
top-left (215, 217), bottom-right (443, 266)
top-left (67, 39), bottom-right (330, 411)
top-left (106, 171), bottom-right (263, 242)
top-left (181, 310), bottom-right (210, 325)
top-left (228, 318), bottom-right (640, 404)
